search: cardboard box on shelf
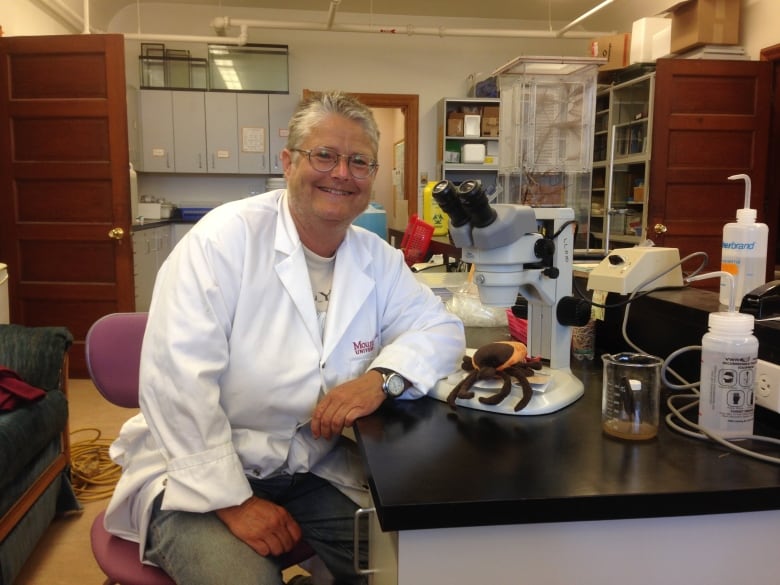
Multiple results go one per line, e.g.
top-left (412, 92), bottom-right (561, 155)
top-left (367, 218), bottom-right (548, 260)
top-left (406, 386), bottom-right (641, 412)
top-left (669, 0), bottom-right (741, 54)
top-left (481, 106), bottom-right (500, 136)
top-left (590, 33), bottom-right (631, 71)
top-left (447, 112), bottom-right (465, 136)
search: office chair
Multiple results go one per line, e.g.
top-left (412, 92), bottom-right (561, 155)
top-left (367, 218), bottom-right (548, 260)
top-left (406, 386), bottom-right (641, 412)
top-left (85, 312), bottom-right (314, 585)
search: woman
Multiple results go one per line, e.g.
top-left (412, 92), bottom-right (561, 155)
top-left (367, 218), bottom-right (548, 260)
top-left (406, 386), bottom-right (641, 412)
top-left (104, 91), bottom-right (465, 585)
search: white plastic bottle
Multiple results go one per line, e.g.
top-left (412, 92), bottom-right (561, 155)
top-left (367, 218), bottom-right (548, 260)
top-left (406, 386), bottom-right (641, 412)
top-left (719, 174), bottom-right (768, 307)
top-left (698, 311), bottom-right (758, 438)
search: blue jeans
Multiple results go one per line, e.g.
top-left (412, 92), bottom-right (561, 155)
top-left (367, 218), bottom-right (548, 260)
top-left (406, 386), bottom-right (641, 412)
top-left (145, 473), bottom-right (368, 585)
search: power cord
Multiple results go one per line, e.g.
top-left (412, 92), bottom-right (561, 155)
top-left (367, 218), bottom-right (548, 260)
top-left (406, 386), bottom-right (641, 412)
top-left (607, 257), bottom-right (780, 465)
top-left (70, 427), bottom-right (122, 501)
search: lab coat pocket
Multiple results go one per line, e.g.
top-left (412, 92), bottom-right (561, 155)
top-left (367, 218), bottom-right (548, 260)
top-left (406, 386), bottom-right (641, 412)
top-left (347, 355), bottom-right (376, 380)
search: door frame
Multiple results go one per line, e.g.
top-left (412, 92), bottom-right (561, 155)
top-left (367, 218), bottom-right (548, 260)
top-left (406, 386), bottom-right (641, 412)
top-left (304, 90), bottom-right (419, 217)
top-left (760, 44), bottom-right (780, 274)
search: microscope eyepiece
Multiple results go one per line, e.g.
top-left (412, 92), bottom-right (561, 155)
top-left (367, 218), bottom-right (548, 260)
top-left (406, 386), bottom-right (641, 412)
top-left (431, 180), bottom-right (470, 227)
top-left (457, 180), bottom-right (497, 228)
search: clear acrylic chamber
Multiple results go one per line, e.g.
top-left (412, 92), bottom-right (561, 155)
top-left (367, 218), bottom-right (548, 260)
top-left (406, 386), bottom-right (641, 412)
top-left (494, 57), bottom-right (602, 252)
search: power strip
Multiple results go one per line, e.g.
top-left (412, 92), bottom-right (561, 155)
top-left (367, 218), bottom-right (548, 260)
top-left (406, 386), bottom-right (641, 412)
top-left (755, 359), bottom-right (780, 414)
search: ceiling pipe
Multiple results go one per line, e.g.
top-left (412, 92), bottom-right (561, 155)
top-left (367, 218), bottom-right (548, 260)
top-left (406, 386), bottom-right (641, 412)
top-left (82, 0), bottom-right (90, 34)
top-left (123, 30), bottom-right (248, 45)
top-left (40, 0), bottom-right (615, 44)
top-left (326, 0), bottom-right (341, 30)
top-left (213, 15), bottom-right (613, 40)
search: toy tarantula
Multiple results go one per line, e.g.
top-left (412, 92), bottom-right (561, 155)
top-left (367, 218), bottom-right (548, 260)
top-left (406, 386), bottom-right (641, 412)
top-left (447, 341), bottom-right (542, 412)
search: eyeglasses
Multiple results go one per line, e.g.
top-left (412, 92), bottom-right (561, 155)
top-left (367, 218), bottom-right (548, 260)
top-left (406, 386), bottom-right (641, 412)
top-left (290, 146), bottom-right (378, 179)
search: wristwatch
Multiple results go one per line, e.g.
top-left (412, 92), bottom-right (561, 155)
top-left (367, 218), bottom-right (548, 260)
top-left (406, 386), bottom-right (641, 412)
top-left (373, 368), bottom-right (410, 398)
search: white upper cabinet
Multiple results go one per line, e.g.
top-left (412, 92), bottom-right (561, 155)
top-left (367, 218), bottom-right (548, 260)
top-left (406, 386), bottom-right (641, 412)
top-left (135, 89), bottom-right (297, 175)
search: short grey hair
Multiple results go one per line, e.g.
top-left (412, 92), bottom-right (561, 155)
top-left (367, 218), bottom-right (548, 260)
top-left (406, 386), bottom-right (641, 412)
top-left (286, 91), bottom-right (380, 156)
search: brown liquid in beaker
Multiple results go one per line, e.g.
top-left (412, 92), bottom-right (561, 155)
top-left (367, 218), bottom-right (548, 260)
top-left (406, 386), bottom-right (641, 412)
top-left (602, 419), bottom-right (657, 441)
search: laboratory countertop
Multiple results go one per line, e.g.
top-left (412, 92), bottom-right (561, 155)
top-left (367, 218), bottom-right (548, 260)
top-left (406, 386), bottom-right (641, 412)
top-left (354, 358), bottom-right (780, 533)
top-left (131, 217), bottom-right (200, 232)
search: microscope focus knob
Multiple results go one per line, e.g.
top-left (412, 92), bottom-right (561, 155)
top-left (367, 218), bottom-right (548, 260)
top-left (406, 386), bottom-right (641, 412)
top-left (534, 238), bottom-right (556, 261)
top-left (556, 296), bottom-right (592, 327)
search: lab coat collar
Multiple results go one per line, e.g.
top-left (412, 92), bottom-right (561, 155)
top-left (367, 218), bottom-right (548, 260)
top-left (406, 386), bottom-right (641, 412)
top-left (274, 193), bottom-right (375, 360)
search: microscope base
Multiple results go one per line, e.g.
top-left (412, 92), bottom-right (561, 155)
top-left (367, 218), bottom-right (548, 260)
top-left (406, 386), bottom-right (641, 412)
top-left (431, 366), bottom-right (584, 416)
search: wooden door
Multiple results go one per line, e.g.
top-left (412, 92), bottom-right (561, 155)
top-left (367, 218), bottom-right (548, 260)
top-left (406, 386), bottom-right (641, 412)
top-left (649, 59), bottom-right (771, 288)
top-left (0, 34), bottom-right (134, 377)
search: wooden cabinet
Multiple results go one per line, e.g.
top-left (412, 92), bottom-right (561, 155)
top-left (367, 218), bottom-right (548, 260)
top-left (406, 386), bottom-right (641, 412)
top-left (136, 89), bottom-right (297, 175)
top-left (649, 59), bottom-right (770, 281)
top-left (590, 72), bottom-right (655, 252)
top-left (436, 98), bottom-right (500, 193)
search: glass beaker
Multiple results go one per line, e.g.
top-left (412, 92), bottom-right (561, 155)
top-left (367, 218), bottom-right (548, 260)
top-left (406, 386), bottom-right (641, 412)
top-left (601, 352), bottom-right (663, 440)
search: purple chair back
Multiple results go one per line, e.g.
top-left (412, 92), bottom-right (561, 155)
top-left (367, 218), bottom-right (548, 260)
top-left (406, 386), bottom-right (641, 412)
top-left (85, 312), bottom-right (148, 408)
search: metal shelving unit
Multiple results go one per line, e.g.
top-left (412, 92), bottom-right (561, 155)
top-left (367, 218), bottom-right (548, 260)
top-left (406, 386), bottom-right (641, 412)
top-left (590, 71), bottom-right (655, 252)
top-left (436, 97), bottom-right (501, 196)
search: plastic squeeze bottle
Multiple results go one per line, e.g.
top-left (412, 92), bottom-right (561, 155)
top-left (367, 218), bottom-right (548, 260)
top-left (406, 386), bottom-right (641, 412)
top-left (719, 174), bottom-right (768, 307)
top-left (698, 311), bottom-right (758, 438)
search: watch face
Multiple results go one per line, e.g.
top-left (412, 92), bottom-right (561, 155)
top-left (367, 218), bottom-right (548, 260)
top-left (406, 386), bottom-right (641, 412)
top-left (385, 373), bottom-right (406, 397)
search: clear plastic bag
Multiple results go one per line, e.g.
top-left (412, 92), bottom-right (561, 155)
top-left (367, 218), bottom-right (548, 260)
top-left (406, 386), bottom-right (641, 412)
top-left (446, 281), bottom-right (508, 327)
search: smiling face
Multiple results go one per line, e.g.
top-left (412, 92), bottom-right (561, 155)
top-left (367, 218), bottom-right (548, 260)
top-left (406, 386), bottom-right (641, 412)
top-left (282, 113), bottom-right (377, 254)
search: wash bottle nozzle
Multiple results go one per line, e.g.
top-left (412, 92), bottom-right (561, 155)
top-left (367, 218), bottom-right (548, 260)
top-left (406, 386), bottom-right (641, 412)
top-left (728, 174), bottom-right (756, 223)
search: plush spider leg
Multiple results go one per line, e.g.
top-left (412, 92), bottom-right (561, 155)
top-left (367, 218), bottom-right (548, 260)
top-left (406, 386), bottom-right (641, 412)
top-left (478, 372), bottom-right (513, 406)
top-left (513, 374), bottom-right (535, 411)
top-left (447, 370), bottom-right (478, 409)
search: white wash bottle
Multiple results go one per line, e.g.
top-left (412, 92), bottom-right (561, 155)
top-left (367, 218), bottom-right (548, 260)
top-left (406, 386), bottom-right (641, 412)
top-left (719, 174), bottom-right (768, 307)
top-left (698, 311), bottom-right (758, 438)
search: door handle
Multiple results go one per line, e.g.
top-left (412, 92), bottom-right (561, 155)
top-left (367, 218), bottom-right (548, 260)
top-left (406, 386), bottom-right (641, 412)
top-left (653, 223), bottom-right (668, 235)
top-left (108, 227), bottom-right (125, 240)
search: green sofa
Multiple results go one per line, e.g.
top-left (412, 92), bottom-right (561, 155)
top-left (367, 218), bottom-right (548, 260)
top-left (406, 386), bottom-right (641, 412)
top-left (0, 324), bottom-right (79, 584)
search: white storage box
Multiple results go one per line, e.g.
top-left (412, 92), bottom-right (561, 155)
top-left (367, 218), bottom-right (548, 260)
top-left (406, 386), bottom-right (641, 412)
top-left (461, 144), bottom-right (486, 164)
top-left (463, 115), bottom-right (481, 137)
top-left (138, 202), bottom-right (162, 220)
top-left (631, 17), bottom-right (671, 64)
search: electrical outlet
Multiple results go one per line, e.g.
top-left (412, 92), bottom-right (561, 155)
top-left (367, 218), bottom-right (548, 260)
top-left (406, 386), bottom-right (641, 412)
top-left (755, 359), bottom-right (780, 414)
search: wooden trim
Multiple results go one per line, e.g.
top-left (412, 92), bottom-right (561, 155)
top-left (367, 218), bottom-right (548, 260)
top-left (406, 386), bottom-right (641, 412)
top-left (760, 44), bottom-right (780, 274)
top-left (351, 93), bottom-right (419, 217)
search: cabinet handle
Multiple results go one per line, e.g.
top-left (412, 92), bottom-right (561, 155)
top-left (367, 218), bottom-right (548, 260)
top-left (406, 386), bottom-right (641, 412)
top-left (354, 507), bottom-right (377, 576)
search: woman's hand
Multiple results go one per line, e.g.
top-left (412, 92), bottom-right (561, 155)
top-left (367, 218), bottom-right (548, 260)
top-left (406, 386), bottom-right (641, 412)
top-left (311, 370), bottom-right (385, 440)
top-left (216, 496), bottom-right (302, 556)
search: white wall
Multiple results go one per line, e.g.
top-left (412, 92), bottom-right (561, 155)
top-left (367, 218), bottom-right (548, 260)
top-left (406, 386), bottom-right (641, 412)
top-left (0, 0), bottom-right (75, 35)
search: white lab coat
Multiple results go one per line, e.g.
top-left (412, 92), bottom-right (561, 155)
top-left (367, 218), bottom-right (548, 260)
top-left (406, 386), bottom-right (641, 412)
top-left (104, 190), bottom-right (465, 556)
